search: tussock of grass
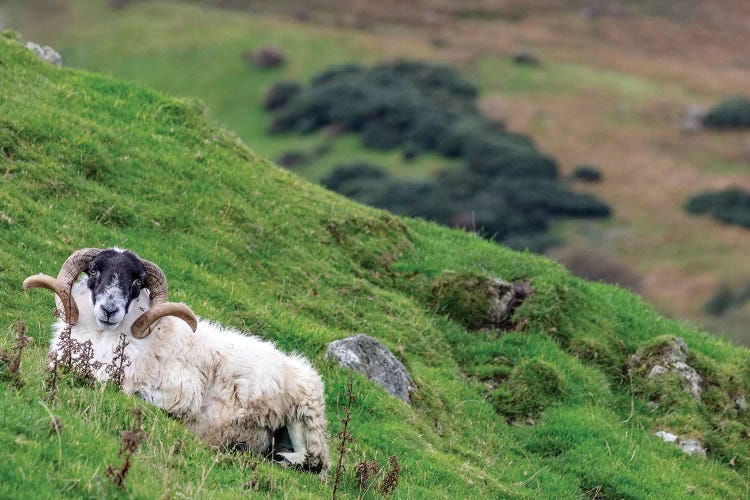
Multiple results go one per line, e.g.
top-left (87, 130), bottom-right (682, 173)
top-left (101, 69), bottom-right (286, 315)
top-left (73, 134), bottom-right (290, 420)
top-left (2, 33), bottom-right (750, 498)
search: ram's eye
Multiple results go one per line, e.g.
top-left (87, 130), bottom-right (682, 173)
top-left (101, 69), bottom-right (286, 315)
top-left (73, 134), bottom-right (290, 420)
top-left (133, 279), bottom-right (142, 288)
top-left (90, 270), bottom-right (99, 278)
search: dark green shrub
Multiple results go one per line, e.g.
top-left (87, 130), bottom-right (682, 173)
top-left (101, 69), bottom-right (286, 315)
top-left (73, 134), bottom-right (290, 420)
top-left (321, 161), bottom-right (610, 252)
top-left (268, 60), bottom-right (611, 252)
top-left (464, 136), bottom-right (556, 179)
top-left (262, 81), bottom-right (301, 111)
top-left (705, 281), bottom-right (750, 316)
top-left (276, 150), bottom-right (307, 168)
top-left (361, 120), bottom-right (407, 150)
top-left (571, 165), bottom-right (602, 182)
top-left (407, 110), bottom-right (454, 151)
top-left (705, 283), bottom-right (735, 316)
top-left (685, 188), bottom-right (750, 228)
top-left (321, 163), bottom-right (387, 191)
top-left (703, 96), bottom-right (750, 129)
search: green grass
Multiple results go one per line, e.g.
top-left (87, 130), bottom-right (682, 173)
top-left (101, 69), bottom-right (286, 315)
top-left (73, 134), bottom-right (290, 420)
top-left (3, 31), bottom-right (750, 498)
top-left (473, 56), bottom-right (673, 98)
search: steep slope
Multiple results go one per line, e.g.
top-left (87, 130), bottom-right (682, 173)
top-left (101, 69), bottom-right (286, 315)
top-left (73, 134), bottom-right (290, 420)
top-left (16, 0), bottom-right (750, 345)
top-left (1, 34), bottom-right (750, 498)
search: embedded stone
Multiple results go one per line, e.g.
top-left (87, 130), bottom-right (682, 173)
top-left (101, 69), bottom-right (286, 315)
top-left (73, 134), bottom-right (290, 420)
top-left (327, 334), bottom-right (415, 404)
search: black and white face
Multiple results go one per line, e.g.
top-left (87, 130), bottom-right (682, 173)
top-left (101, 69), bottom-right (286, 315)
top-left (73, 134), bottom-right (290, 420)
top-left (86, 249), bottom-right (146, 329)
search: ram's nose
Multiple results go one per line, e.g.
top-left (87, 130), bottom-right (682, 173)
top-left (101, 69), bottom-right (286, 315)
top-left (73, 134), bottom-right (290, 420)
top-left (101, 304), bottom-right (119, 318)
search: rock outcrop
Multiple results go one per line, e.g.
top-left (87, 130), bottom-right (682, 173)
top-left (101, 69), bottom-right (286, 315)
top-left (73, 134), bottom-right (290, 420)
top-left (327, 334), bottom-right (415, 404)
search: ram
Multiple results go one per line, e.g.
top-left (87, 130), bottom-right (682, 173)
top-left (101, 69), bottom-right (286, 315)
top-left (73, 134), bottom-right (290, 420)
top-left (24, 248), bottom-right (330, 474)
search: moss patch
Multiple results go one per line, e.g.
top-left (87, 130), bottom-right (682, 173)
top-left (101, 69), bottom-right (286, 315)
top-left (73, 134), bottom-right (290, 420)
top-left (429, 272), bottom-right (532, 331)
top-left (489, 359), bottom-right (565, 421)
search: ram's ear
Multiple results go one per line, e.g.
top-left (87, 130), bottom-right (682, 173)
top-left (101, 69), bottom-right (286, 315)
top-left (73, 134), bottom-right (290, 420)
top-left (131, 302), bottom-right (198, 339)
top-left (23, 274), bottom-right (79, 324)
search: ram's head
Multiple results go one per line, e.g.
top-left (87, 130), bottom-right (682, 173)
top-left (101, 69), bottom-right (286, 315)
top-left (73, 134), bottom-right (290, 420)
top-left (23, 248), bottom-right (197, 338)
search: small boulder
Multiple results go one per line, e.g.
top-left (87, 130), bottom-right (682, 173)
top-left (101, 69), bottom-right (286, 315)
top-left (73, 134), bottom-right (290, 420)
top-left (679, 439), bottom-right (707, 458)
top-left (682, 105), bottom-right (705, 132)
top-left (326, 334), bottom-right (415, 404)
top-left (655, 430), bottom-right (678, 443)
top-left (734, 394), bottom-right (748, 412)
top-left (429, 272), bottom-right (533, 331)
top-left (24, 41), bottom-right (62, 66)
top-left (245, 45), bottom-right (285, 69)
top-left (655, 431), bottom-right (706, 457)
top-left (629, 336), bottom-right (703, 401)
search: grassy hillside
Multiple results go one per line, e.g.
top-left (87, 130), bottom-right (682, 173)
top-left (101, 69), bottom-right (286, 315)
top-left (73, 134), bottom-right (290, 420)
top-left (3, 33), bottom-right (750, 498)
top-left (12, 0), bottom-right (750, 345)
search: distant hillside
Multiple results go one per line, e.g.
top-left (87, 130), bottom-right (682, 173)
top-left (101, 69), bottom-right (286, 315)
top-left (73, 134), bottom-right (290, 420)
top-left (2, 33), bottom-right (750, 498)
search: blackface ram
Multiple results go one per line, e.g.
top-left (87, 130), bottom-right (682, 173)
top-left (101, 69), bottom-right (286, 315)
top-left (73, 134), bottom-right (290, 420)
top-left (23, 248), bottom-right (330, 474)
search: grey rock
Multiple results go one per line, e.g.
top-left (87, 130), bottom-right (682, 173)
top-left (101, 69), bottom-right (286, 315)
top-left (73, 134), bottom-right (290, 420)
top-left (487, 278), bottom-right (514, 324)
top-left (670, 361), bottom-right (703, 401)
top-left (735, 394), bottom-right (748, 412)
top-left (631, 336), bottom-right (702, 401)
top-left (25, 41), bottom-right (62, 66)
top-left (656, 431), bottom-right (707, 458)
top-left (327, 334), bottom-right (415, 404)
top-left (486, 279), bottom-right (533, 328)
top-left (648, 365), bottom-right (667, 378)
top-left (679, 439), bottom-right (707, 458)
top-left (655, 430), bottom-right (678, 443)
top-left (682, 105), bottom-right (705, 132)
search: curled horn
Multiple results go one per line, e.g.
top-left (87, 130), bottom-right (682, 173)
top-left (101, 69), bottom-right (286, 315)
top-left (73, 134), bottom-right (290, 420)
top-left (131, 303), bottom-right (198, 339)
top-left (131, 259), bottom-right (197, 339)
top-left (22, 248), bottom-right (103, 324)
top-left (141, 258), bottom-right (168, 306)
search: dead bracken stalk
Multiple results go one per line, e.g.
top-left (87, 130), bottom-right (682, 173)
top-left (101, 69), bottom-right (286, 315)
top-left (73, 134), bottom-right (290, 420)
top-left (0, 321), bottom-right (33, 388)
top-left (105, 407), bottom-right (146, 489)
top-left (354, 458), bottom-right (380, 490)
top-left (49, 416), bottom-right (63, 434)
top-left (57, 324), bottom-right (75, 368)
top-left (378, 455), bottom-right (401, 496)
top-left (53, 323), bottom-right (106, 385)
top-left (105, 334), bottom-right (131, 387)
top-left (331, 376), bottom-right (355, 500)
top-left (45, 350), bottom-right (59, 404)
top-left (71, 339), bottom-right (103, 382)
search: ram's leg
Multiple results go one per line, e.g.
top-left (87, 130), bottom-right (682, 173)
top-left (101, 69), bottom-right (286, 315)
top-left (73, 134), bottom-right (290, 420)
top-left (276, 420), bottom-right (307, 466)
top-left (286, 394), bottom-right (331, 475)
top-left (300, 409), bottom-right (331, 476)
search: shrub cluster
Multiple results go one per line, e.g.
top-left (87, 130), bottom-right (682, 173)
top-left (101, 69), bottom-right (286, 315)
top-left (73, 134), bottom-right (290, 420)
top-left (323, 162), bottom-right (610, 251)
top-left (570, 164), bottom-right (602, 182)
top-left (684, 188), bottom-right (750, 228)
top-left (702, 96), bottom-right (750, 129)
top-left (271, 61), bottom-right (611, 251)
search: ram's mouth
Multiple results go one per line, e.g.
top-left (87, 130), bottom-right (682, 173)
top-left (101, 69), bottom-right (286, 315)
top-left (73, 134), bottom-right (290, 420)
top-left (97, 318), bottom-right (119, 328)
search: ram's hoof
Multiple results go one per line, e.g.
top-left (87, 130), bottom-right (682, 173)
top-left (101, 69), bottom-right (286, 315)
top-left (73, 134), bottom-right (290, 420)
top-left (275, 451), bottom-right (306, 468)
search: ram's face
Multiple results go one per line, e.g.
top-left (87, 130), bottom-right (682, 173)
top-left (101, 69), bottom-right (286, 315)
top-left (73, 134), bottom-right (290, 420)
top-left (86, 249), bottom-right (146, 329)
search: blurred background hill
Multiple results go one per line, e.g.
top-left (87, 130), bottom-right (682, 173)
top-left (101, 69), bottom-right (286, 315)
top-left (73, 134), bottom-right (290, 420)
top-left (3, 0), bottom-right (749, 343)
